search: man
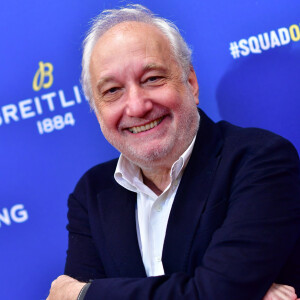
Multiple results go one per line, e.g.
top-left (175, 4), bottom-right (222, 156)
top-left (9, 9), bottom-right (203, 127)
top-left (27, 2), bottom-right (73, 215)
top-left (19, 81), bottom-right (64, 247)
top-left (47, 4), bottom-right (300, 300)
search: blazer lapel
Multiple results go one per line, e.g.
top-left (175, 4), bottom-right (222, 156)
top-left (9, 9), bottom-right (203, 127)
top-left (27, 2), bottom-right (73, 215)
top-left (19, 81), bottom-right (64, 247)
top-left (97, 183), bottom-right (146, 277)
top-left (162, 109), bottom-right (223, 275)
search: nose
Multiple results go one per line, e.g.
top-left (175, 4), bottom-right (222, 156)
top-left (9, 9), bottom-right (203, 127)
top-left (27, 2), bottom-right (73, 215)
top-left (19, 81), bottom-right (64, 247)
top-left (125, 84), bottom-right (153, 117)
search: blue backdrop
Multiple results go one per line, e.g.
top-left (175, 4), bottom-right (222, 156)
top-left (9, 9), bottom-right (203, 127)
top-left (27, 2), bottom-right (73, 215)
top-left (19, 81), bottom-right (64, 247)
top-left (1, 1), bottom-right (299, 299)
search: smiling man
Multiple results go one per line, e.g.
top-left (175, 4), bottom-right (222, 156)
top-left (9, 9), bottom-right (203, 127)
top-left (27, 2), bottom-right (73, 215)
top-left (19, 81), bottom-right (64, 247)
top-left (47, 5), bottom-right (300, 300)
top-left (90, 20), bottom-right (200, 191)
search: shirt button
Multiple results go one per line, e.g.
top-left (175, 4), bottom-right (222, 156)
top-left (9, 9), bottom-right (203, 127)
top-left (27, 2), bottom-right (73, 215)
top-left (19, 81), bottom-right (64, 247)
top-left (155, 205), bottom-right (162, 212)
top-left (154, 256), bottom-right (161, 262)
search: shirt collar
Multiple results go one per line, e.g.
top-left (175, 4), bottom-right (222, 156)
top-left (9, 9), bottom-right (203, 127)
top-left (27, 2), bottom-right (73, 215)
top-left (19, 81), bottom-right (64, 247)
top-left (114, 135), bottom-right (197, 195)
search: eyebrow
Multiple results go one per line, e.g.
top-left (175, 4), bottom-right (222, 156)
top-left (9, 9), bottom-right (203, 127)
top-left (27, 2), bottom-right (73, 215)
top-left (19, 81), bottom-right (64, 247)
top-left (96, 63), bottom-right (168, 90)
top-left (96, 76), bottom-right (116, 90)
top-left (143, 63), bottom-right (167, 73)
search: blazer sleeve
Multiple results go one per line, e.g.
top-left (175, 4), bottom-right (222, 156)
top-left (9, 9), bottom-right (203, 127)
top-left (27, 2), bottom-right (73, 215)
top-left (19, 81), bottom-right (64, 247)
top-left (83, 137), bottom-right (300, 300)
top-left (64, 192), bottom-right (107, 282)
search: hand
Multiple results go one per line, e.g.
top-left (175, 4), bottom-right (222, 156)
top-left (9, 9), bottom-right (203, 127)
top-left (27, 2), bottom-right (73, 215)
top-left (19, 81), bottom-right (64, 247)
top-left (263, 283), bottom-right (299, 300)
top-left (47, 275), bottom-right (86, 300)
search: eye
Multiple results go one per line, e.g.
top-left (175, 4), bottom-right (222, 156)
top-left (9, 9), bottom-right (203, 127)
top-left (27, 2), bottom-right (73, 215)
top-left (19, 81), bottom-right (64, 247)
top-left (146, 76), bottom-right (161, 82)
top-left (106, 87), bottom-right (119, 94)
top-left (99, 86), bottom-right (122, 102)
top-left (143, 75), bottom-right (166, 86)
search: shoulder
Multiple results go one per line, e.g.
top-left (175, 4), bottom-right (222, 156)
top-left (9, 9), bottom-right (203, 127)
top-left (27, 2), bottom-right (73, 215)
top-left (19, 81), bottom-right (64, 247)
top-left (72, 158), bottom-right (119, 200)
top-left (197, 109), bottom-right (299, 161)
top-left (216, 120), bottom-right (299, 161)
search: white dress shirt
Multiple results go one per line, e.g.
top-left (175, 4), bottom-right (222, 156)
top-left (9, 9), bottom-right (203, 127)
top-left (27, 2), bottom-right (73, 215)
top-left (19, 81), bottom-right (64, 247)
top-left (114, 136), bottom-right (196, 277)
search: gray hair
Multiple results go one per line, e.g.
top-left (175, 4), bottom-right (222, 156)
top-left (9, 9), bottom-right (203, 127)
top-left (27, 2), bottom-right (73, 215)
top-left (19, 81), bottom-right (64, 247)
top-left (81, 4), bottom-right (193, 111)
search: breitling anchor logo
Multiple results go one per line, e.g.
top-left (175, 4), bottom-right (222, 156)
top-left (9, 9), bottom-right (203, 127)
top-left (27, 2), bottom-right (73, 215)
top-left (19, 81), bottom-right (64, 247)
top-left (32, 61), bottom-right (54, 91)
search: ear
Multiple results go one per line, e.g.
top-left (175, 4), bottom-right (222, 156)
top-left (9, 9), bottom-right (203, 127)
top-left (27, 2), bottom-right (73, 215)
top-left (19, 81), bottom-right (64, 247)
top-left (187, 65), bottom-right (199, 105)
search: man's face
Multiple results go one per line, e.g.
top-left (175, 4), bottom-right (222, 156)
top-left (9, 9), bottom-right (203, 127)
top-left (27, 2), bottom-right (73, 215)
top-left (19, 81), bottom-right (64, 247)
top-left (89, 22), bottom-right (199, 169)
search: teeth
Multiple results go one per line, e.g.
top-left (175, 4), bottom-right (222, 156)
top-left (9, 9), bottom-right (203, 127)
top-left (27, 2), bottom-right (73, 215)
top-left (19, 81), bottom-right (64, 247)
top-left (128, 117), bottom-right (163, 134)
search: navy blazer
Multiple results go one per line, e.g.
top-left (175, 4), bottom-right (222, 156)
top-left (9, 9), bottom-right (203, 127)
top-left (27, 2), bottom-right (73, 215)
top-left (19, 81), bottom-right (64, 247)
top-left (65, 110), bottom-right (300, 300)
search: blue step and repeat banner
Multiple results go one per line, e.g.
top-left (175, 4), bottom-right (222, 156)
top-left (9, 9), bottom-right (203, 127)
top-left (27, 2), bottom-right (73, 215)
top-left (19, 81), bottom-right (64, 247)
top-left (1, 1), bottom-right (299, 299)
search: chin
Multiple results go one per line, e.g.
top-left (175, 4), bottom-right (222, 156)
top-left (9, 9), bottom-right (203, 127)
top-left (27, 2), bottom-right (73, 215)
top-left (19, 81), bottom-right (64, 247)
top-left (124, 142), bottom-right (175, 168)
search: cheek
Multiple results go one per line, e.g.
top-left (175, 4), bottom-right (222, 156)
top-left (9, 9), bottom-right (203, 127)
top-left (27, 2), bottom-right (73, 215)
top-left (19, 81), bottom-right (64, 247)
top-left (152, 87), bottom-right (183, 109)
top-left (97, 105), bottom-right (122, 132)
top-left (160, 81), bottom-right (189, 105)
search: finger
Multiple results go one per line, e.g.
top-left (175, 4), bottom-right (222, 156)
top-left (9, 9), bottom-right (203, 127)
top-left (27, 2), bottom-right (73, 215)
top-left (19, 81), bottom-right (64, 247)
top-left (273, 287), bottom-right (297, 300)
top-left (277, 285), bottom-right (296, 293)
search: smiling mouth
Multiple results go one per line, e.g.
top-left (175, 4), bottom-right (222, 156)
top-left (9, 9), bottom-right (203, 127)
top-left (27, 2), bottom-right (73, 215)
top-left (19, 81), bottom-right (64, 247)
top-left (128, 116), bottom-right (164, 134)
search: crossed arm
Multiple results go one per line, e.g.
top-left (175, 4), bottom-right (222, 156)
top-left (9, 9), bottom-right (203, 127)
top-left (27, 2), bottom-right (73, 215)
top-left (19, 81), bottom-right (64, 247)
top-left (47, 136), bottom-right (300, 299)
top-left (47, 276), bottom-right (299, 300)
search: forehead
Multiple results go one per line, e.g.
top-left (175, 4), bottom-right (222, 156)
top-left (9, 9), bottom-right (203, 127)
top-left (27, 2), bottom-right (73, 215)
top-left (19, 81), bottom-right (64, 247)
top-left (100, 21), bottom-right (168, 42)
top-left (90, 21), bottom-right (174, 70)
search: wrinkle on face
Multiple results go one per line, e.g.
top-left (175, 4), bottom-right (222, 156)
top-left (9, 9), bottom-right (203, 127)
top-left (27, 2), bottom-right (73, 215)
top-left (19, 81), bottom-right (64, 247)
top-left (89, 21), bottom-right (199, 171)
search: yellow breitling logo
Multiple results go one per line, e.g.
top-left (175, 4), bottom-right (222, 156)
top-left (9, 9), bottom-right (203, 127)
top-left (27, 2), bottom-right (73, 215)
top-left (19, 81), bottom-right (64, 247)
top-left (32, 61), bottom-right (54, 91)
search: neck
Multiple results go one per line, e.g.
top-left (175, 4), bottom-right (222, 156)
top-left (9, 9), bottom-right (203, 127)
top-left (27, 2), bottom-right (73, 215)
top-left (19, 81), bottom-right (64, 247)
top-left (141, 166), bottom-right (171, 196)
